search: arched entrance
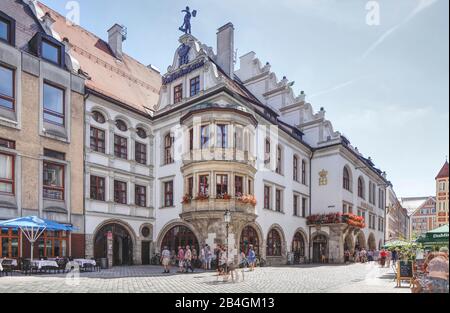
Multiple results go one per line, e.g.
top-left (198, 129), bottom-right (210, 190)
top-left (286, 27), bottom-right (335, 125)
top-left (240, 225), bottom-right (260, 256)
top-left (161, 225), bottom-right (199, 253)
top-left (266, 228), bottom-right (283, 257)
top-left (367, 233), bottom-right (376, 250)
top-left (312, 234), bottom-right (328, 263)
top-left (355, 231), bottom-right (366, 250)
top-left (94, 223), bottom-right (134, 266)
top-left (292, 232), bottom-right (306, 264)
top-left (344, 233), bottom-right (354, 253)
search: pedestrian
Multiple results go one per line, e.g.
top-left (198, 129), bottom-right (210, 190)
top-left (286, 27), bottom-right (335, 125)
top-left (192, 247), bottom-right (198, 269)
top-left (184, 245), bottom-right (194, 273)
top-left (386, 250), bottom-right (392, 268)
top-left (379, 249), bottom-right (387, 267)
top-left (392, 249), bottom-right (398, 265)
top-left (200, 244), bottom-right (206, 270)
top-left (239, 250), bottom-right (248, 269)
top-left (177, 246), bottom-right (185, 273)
top-left (161, 246), bottom-right (171, 274)
top-left (247, 245), bottom-right (256, 272)
top-left (205, 244), bottom-right (212, 270)
top-left (344, 249), bottom-right (350, 264)
top-left (368, 250), bottom-right (374, 263)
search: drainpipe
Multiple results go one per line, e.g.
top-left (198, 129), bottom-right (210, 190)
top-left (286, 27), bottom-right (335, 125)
top-left (308, 150), bottom-right (314, 263)
top-left (82, 93), bottom-right (89, 258)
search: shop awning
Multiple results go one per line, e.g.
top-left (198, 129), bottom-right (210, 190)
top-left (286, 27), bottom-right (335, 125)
top-left (416, 224), bottom-right (449, 245)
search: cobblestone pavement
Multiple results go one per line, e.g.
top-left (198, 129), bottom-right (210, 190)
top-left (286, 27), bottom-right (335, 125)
top-left (0, 263), bottom-right (411, 293)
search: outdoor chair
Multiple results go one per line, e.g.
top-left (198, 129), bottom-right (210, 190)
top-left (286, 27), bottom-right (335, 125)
top-left (81, 263), bottom-right (95, 272)
top-left (0, 260), bottom-right (14, 276)
top-left (93, 259), bottom-right (102, 272)
top-left (57, 258), bottom-right (69, 274)
top-left (21, 259), bottom-right (38, 275)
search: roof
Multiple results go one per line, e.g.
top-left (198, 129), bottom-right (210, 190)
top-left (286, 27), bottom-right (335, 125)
top-left (401, 196), bottom-right (435, 216)
top-left (428, 224), bottom-right (449, 234)
top-left (37, 2), bottom-right (161, 114)
top-left (436, 161), bottom-right (449, 179)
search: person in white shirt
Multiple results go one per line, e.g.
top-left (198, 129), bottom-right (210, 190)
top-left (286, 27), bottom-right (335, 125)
top-left (160, 246), bottom-right (171, 274)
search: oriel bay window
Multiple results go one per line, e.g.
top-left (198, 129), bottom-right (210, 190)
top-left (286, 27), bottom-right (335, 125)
top-left (37, 231), bottom-right (68, 258)
top-left (90, 127), bottom-right (106, 153)
top-left (199, 175), bottom-right (209, 196)
top-left (235, 176), bottom-right (243, 197)
top-left (0, 152), bottom-right (14, 194)
top-left (187, 177), bottom-right (194, 198)
top-left (0, 64), bottom-right (15, 110)
top-left (43, 162), bottom-right (64, 200)
top-left (114, 135), bottom-right (128, 159)
top-left (114, 180), bottom-right (127, 204)
top-left (90, 175), bottom-right (105, 201)
top-left (216, 174), bottom-right (228, 198)
top-left (216, 124), bottom-right (228, 148)
top-left (43, 82), bottom-right (65, 125)
top-left (135, 142), bottom-right (147, 165)
top-left (164, 181), bottom-right (174, 207)
top-left (200, 125), bottom-right (209, 149)
top-left (1, 228), bottom-right (19, 258)
top-left (135, 184), bottom-right (147, 207)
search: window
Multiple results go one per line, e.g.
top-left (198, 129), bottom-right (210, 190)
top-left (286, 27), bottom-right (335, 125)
top-left (0, 65), bottom-right (14, 110)
top-left (267, 229), bottom-right (282, 256)
top-left (293, 195), bottom-right (299, 216)
top-left (248, 179), bottom-right (253, 195)
top-left (216, 174), bottom-right (228, 197)
top-left (275, 189), bottom-right (282, 212)
top-left (90, 127), bottom-right (106, 154)
top-left (369, 182), bottom-right (376, 205)
top-left (264, 138), bottom-right (271, 165)
top-left (293, 156), bottom-right (298, 182)
top-left (37, 231), bottom-right (68, 259)
top-left (114, 135), bottom-right (127, 159)
top-left (135, 185), bottom-right (147, 207)
top-left (216, 124), bottom-right (228, 148)
top-left (189, 128), bottom-right (194, 151)
top-left (199, 175), bottom-right (209, 196)
top-left (92, 111), bottom-right (105, 124)
top-left (187, 177), bottom-right (193, 197)
top-left (90, 176), bottom-right (105, 201)
top-left (235, 176), bottom-right (243, 197)
top-left (114, 180), bottom-right (127, 204)
top-left (0, 13), bottom-right (15, 45)
top-left (264, 186), bottom-right (271, 210)
top-left (358, 177), bottom-right (365, 199)
top-left (301, 160), bottom-right (307, 185)
top-left (43, 82), bottom-right (64, 125)
top-left (135, 142), bottom-right (147, 165)
top-left (0, 138), bottom-right (15, 149)
top-left (115, 120), bottom-right (128, 132)
top-left (276, 146), bottom-right (282, 174)
top-left (0, 152), bottom-right (14, 194)
top-left (164, 181), bottom-right (174, 207)
top-left (41, 39), bottom-right (61, 65)
top-left (44, 148), bottom-right (65, 160)
top-left (0, 228), bottom-right (19, 258)
top-left (302, 197), bottom-right (307, 218)
top-left (234, 126), bottom-right (243, 151)
top-left (136, 128), bottom-right (147, 139)
top-left (174, 84), bottom-right (183, 104)
top-left (164, 134), bottom-right (174, 165)
top-left (200, 125), bottom-right (209, 149)
top-left (190, 76), bottom-right (200, 96)
top-left (343, 167), bottom-right (351, 191)
top-left (43, 162), bottom-right (64, 200)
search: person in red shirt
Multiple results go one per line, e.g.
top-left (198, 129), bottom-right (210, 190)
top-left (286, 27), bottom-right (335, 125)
top-left (380, 249), bottom-right (387, 267)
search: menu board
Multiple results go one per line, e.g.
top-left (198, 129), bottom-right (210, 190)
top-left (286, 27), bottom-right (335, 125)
top-left (399, 261), bottom-right (413, 278)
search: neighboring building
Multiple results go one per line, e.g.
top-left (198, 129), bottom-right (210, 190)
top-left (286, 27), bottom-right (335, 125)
top-left (435, 160), bottom-right (449, 227)
top-left (0, 0), bottom-right (85, 258)
top-left (386, 186), bottom-right (409, 241)
top-left (403, 197), bottom-right (436, 238)
top-left (36, 3), bottom-right (161, 266)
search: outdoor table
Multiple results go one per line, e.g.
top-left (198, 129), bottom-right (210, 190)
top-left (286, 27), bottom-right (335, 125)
top-left (74, 259), bottom-right (96, 267)
top-left (0, 259), bottom-right (18, 267)
top-left (31, 260), bottom-right (59, 270)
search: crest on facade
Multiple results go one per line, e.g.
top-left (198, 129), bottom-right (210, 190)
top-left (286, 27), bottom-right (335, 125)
top-left (178, 43), bottom-right (191, 66)
top-left (319, 169), bottom-right (328, 186)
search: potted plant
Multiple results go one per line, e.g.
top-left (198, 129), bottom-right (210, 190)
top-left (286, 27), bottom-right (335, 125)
top-left (181, 194), bottom-right (192, 204)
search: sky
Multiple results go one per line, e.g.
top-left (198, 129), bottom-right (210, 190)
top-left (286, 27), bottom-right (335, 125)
top-left (40, 0), bottom-right (449, 198)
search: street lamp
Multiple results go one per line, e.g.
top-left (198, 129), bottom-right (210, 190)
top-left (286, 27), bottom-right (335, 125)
top-left (224, 209), bottom-right (231, 273)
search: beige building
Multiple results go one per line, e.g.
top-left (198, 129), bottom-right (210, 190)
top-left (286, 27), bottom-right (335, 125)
top-left (435, 160), bottom-right (449, 227)
top-left (386, 186), bottom-right (409, 241)
top-left (0, 1), bottom-right (85, 258)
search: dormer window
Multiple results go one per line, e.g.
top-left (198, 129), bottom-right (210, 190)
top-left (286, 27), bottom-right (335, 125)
top-left (0, 12), bottom-right (15, 46)
top-left (29, 33), bottom-right (64, 67)
top-left (42, 39), bottom-right (61, 65)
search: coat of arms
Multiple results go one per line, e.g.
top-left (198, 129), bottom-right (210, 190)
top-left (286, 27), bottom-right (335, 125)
top-left (319, 169), bottom-right (328, 186)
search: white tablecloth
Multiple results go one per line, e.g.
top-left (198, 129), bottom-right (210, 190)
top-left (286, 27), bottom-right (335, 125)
top-left (31, 260), bottom-right (59, 270)
top-left (0, 259), bottom-right (18, 266)
top-left (74, 259), bottom-right (96, 267)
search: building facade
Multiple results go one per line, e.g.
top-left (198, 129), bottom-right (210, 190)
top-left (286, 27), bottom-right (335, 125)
top-left (386, 186), bottom-right (409, 241)
top-left (403, 197), bottom-right (436, 238)
top-left (435, 161), bottom-right (449, 227)
top-left (0, 0), bottom-right (85, 259)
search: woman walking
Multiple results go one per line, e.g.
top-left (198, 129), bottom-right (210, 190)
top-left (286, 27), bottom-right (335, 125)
top-left (177, 246), bottom-right (185, 273)
top-left (184, 245), bottom-right (194, 273)
top-left (161, 246), bottom-right (171, 274)
top-left (247, 245), bottom-right (256, 272)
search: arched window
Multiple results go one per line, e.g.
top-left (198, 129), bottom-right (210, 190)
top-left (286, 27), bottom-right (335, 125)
top-left (164, 134), bottom-right (174, 165)
top-left (264, 138), bottom-right (271, 165)
top-left (92, 111), bottom-right (105, 124)
top-left (293, 156), bottom-right (299, 181)
top-left (301, 160), bottom-right (307, 185)
top-left (136, 127), bottom-right (147, 139)
top-left (343, 167), bottom-right (351, 191)
top-left (358, 177), bottom-right (365, 199)
top-left (292, 232), bottom-right (305, 258)
top-left (115, 119), bottom-right (128, 132)
top-left (266, 229), bottom-right (282, 256)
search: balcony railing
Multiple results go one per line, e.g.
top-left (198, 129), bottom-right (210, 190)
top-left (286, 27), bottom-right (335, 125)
top-left (182, 198), bottom-right (256, 215)
top-left (182, 148), bottom-right (256, 166)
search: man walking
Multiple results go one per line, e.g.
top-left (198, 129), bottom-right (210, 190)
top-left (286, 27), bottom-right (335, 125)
top-left (184, 245), bottom-right (194, 273)
top-left (161, 246), bottom-right (171, 274)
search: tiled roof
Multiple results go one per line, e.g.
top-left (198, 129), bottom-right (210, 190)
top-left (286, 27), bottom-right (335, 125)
top-left (436, 161), bottom-right (449, 179)
top-left (37, 2), bottom-right (161, 114)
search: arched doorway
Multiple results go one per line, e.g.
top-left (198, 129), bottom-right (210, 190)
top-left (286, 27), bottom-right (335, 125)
top-left (161, 225), bottom-right (199, 253)
top-left (240, 225), bottom-right (260, 256)
top-left (94, 223), bottom-right (134, 266)
top-left (266, 229), bottom-right (282, 257)
top-left (344, 233), bottom-right (354, 253)
top-left (355, 231), bottom-right (366, 250)
top-left (292, 232), bottom-right (306, 264)
top-left (312, 234), bottom-right (328, 263)
top-left (367, 233), bottom-right (376, 250)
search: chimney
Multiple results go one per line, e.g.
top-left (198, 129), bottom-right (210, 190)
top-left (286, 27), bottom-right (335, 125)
top-left (216, 22), bottom-right (234, 77)
top-left (108, 24), bottom-right (127, 60)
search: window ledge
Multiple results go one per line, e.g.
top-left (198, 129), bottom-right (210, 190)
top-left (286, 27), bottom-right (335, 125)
top-left (159, 206), bottom-right (175, 210)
